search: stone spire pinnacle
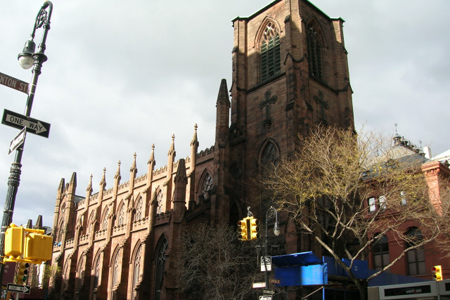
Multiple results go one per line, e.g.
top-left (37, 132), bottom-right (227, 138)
top-left (115, 161), bottom-right (121, 180)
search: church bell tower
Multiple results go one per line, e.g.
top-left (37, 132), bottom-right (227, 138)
top-left (226, 0), bottom-right (354, 252)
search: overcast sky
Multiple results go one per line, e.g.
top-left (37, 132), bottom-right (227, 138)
top-left (0, 0), bottom-right (449, 228)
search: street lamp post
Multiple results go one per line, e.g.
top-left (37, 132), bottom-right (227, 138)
top-left (264, 206), bottom-right (280, 291)
top-left (0, 1), bottom-right (53, 286)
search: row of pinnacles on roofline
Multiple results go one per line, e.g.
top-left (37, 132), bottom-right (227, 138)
top-left (51, 124), bottom-right (216, 250)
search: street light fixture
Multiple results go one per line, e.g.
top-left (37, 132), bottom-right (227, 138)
top-left (0, 0), bottom-right (53, 285)
top-left (264, 206), bottom-right (280, 292)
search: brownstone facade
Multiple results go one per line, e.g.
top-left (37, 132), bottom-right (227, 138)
top-left (48, 1), bottom-right (353, 299)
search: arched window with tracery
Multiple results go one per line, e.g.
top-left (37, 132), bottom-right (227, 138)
top-left (154, 237), bottom-right (168, 300)
top-left (110, 248), bottom-right (122, 300)
top-left (57, 219), bottom-right (64, 243)
top-left (307, 21), bottom-right (323, 79)
top-left (117, 203), bottom-right (125, 226)
top-left (88, 212), bottom-right (95, 234)
top-left (260, 21), bottom-right (281, 81)
top-left (260, 141), bottom-right (280, 168)
top-left (135, 197), bottom-right (143, 222)
top-left (156, 190), bottom-right (163, 214)
top-left (91, 251), bottom-right (101, 298)
top-left (101, 207), bottom-right (109, 230)
top-left (131, 244), bottom-right (142, 300)
top-left (75, 255), bottom-right (85, 297)
top-left (201, 173), bottom-right (213, 200)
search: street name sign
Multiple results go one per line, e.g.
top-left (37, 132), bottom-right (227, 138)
top-left (2, 109), bottom-right (50, 138)
top-left (8, 128), bottom-right (26, 154)
top-left (7, 283), bottom-right (30, 294)
top-left (0, 72), bottom-right (29, 94)
top-left (252, 282), bottom-right (266, 289)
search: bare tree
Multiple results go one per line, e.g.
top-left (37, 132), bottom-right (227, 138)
top-left (179, 223), bottom-right (258, 300)
top-left (266, 126), bottom-right (448, 300)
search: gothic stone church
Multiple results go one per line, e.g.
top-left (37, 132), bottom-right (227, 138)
top-left (49, 0), bottom-right (353, 299)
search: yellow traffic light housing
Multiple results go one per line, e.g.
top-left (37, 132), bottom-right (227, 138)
top-left (237, 218), bottom-right (250, 241)
top-left (16, 262), bottom-right (30, 284)
top-left (24, 232), bottom-right (53, 262)
top-left (249, 217), bottom-right (260, 240)
top-left (432, 265), bottom-right (443, 281)
top-left (2, 223), bottom-right (54, 264)
top-left (5, 224), bottom-right (24, 258)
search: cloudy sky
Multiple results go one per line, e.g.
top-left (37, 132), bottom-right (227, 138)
top-left (0, 0), bottom-right (449, 227)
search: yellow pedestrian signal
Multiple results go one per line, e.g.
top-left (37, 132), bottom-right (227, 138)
top-left (5, 224), bottom-right (24, 258)
top-left (432, 265), bottom-right (443, 281)
top-left (3, 223), bottom-right (53, 264)
top-left (249, 217), bottom-right (260, 240)
top-left (24, 232), bottom-right (53, 262)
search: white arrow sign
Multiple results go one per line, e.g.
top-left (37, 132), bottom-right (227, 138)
top-left (7, 283), bottom-right (31, 294)
top-left (5, 113), bottom-right (47, 135)
top-left (9, 128), bottom-right (26, 155)
top-left (2, 109), bottom-right (51, 138)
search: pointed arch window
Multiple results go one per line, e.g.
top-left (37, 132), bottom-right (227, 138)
top-left (156, 190), bottom-right (163, 214)
top-left (131, 244), bottom-right (142, 300)
top-left (92, 252), bottom-right (101, 296)
top-left (261, 21), bottom-right (281, 81)
top-left (261, 141), bottom-right (280, 167)
top-left (155, 238), bottom-right (168, 300)
top-left (201, 173), bottom-right (213, 200)
top-left (88, 212), bottom-right (95, 234)
top-left (102, 207), bottom-right (109, 230)
top-left (135, 197), bottom-right (143, 222)
top-left (76, 256), bottom-right (85, 295)
top-left (111, 248), bottom-right (122, 299)
top-left (57, 219), bottom-right (64, 243)
top-left (307, 23), bottom-right (323, 79)
top-left (117, 204), bottom-right (125, 226)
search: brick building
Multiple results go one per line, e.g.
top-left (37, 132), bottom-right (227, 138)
top-left (48, 0), bottom-right (354, 299)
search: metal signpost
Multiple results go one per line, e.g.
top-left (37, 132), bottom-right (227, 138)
top-left (0, 0), bottom-right (53, 288)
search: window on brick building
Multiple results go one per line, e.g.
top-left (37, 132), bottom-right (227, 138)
top-left (373, 234), bottom-right (390, 271)
top-left (155, 238), bottom-right (168, 300)
top-left (135, 197), bottom-right (143, 222)
top-left (131, 244), bottom-right (142, 300)
top-left (156, 190), bottom-right (163, 214)
top-left (307, 22), bottom-right (323, 80)
top-left (368, 195), bottom-right (387, 212)
top-left (57, 219), bottom-right (64, 243)
top-left (102, 207), bottom-right (109, 230)
top-left (201, 173), bottom-right (213, 200)
top-left (260, 21), bottom-right (281, 81)
top-left (117, 203), bottom-right (125, 226)
top-left (405, 227), bottom-right (426, 275)
top-left (92, 251), bottom-right (101, 298)
top-left (76, 255), bottom-right (85, 295)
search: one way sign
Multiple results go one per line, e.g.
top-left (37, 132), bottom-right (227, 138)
top-left (7, 283), bottom-right (31, 294)
top-left (2, 109), bottom-right (50, 138)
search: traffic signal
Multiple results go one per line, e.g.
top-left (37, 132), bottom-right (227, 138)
top-left (4, 224), bottom-right (24, 258)
top-left (432, 265), bottom-right (443, 281)
top-left (249, 217), bottom-right (260, 240)
top-left (16, 262), bottom-right (30, 284)
top-left (237, 218), bottom-right (250, 241)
